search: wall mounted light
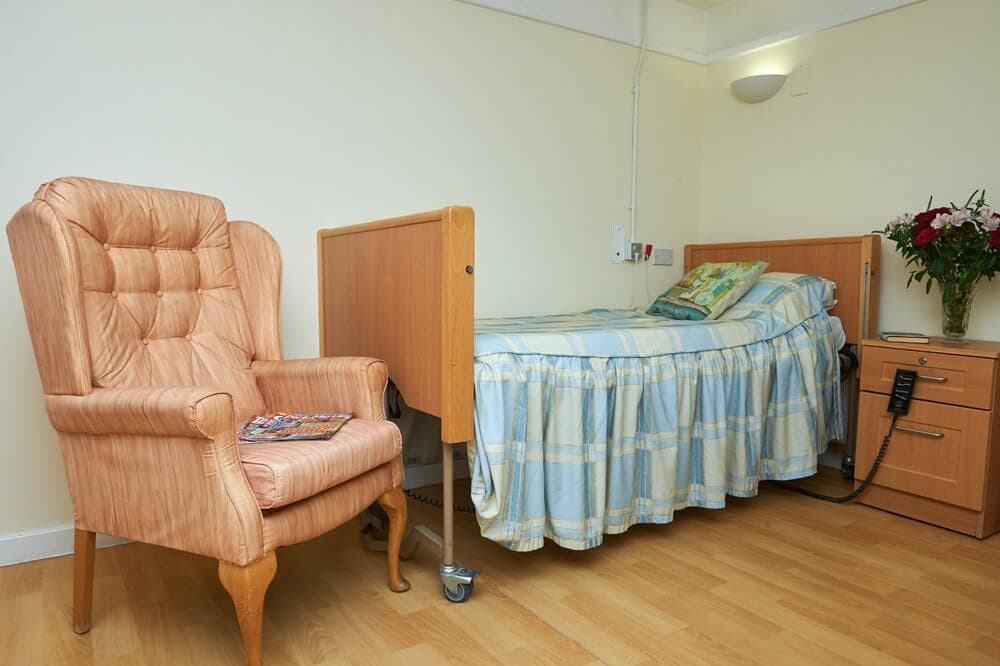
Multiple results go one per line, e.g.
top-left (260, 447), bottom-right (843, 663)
top-left (730, 74), bottom-right (787, 104)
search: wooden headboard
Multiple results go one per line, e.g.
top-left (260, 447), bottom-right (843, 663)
top-left (684, 235), bottom-right (880, 346)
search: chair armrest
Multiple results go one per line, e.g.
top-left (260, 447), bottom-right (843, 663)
top-left (46, 386), bottom-right (266, 566)
top-left (46, 386), bottom-right (233, 438)
top-left (252, 357), bottom-right (388, 420)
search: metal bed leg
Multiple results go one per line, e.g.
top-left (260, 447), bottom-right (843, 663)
top-left (382, 442), bottom-right (477, 602)
top-left (437, 442), bottom-right (479, 602)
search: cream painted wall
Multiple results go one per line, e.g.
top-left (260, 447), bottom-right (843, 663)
top-left (0, 0), bottom-right (702, 536)
top-left (8, 0), bottom-right (991, 544)
top-left (700, 0), bottom-right (1000, 340)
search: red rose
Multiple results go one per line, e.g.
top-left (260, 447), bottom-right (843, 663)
top-left (914, 206), bottom-right (950, 228)
top-left (914, 226), bottom-right (937, 247)
top-left (991, 228), bottom-right (1000, 248)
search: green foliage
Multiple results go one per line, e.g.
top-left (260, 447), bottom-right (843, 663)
top-left (877, 190), bottom-right (1000, 293)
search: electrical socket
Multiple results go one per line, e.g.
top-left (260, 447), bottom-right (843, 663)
top-left (629, 242), bottom-right (643, 261)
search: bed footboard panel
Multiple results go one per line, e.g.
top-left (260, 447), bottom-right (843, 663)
top-left (317, 207), bottom-right (475, 444)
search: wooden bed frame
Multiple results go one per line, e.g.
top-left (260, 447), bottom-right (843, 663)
top-left (318, 209), bottom-right (880, 600)
top-left (318, 207), bottom-right (476, 443)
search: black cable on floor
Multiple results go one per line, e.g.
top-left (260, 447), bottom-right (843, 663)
top-left (776, 413), bottom-right (898, 503)
top-left (386, 383), bottom-right (475, 514)
top-left (404, 487), bottom-right (477, 514)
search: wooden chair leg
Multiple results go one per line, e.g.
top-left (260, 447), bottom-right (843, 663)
top-left (376, 488), bottom-right (411, 593)
top-left (73, 529), bottom-right (96, 634)
top-left (218, 553), bottom-right (277, 666)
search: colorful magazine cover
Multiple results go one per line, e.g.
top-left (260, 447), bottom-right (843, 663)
top-left (238, 412), bottom-right (353, 443)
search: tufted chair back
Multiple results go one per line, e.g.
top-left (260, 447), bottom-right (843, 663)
top-left (9, 178), bottom-right (282, 425)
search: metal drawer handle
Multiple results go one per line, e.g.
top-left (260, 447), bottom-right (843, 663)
top-left (917, 374), bottom-right (948, 383)
top-left (894, 424), bottom-right (944, 439)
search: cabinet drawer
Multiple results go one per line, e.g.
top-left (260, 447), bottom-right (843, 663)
top-left (856, 392), bottom-right (990, 510)
top-left (860, 346), bottom-right (995, 409)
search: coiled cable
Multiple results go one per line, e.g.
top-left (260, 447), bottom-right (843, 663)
top-left (404, 487), bottom-right (476, 514)
top-left (777, 413), bottom-right (898, 503)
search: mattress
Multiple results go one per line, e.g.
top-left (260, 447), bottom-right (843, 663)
top-left (474, 272), bottom-right (836, 357)
top-left (829, 314), bottom-right (846, 351)
top-left (468, 273), bottom-right (842, 551)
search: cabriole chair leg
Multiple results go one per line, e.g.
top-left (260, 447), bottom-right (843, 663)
top-left (219, 552), bottom-right (277, 666)
top-left (376, 488), bottom-right (411, 593)
top-left (73, 529), bottom-right (96, 634)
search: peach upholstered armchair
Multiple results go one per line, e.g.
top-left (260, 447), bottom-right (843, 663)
top-left (7, 177), bottom-right (409, 666)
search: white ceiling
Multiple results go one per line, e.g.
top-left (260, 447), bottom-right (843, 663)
top-left (461, 0), bottom-right (924, 63)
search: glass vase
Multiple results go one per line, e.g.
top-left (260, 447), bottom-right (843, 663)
top-left (940, 281), bottom-right (977, 342)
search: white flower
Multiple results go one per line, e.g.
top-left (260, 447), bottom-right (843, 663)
top-left (931, 213), bottom-right (950, 230)
top-left (950, 209), bottom-right (972, 227)
top-left (978, 208), bottom-right (998, 231)
top-left (888, 213), bottom-right (914, 229)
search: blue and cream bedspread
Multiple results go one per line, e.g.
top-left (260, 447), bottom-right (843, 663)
top-left (468, 273), bottom-right (842, 551)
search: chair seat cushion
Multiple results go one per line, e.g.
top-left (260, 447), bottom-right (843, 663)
top-left (239, 419), bottom-right (402, 510)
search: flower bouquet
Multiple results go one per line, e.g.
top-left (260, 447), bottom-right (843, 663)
top-left (879, 190), bottom-right (1000, 340)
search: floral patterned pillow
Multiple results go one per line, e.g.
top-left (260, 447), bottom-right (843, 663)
top-left (646, 261), bottom-right (769, 320)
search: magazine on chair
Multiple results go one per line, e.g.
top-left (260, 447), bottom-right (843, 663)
top-left (238, 412), bottom-right (354, 443)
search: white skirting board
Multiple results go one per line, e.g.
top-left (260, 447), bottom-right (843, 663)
top-left (3, 461), bottom-right (468, 566)
top-left (0, 524), bottom-right (129, 567)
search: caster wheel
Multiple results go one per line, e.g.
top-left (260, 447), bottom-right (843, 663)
top-left (443, 581), bottom-right (473, 603)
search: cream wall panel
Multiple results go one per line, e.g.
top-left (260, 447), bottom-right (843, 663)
top-left (0, 0), bottom-right (701, 537)
top-left (700, 0), bottom-right (1000, 340)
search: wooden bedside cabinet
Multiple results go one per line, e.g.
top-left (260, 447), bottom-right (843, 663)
top-left (857, 338), bottom-right (1000, 538)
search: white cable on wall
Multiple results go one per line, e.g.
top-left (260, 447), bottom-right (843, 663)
top-left (629, 0), bottom-right (649, 245)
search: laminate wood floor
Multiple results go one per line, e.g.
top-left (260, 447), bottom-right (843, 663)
top-left (2, 471), bottom-right (999, 665)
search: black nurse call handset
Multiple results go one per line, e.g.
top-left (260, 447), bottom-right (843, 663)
top-left (779, 368), bottom-right (918, 503)
top-left (887, 368), bottom-right (918, 414)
